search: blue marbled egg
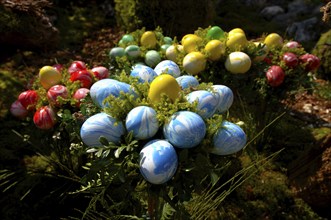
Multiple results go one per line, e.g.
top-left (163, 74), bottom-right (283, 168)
top-left (130, 65), bottom-right (157, 83)
top-left (212, 85), bottom-right (234, 113)
top-left (211, 121), bottom-right (247, 155)
top-left (139, 139), bottom-right (178, 184)
top-left (80, 112), bottom-right (125, 148)
top-left (154, 60), bottom-right (181, 78)
top-left (90, 79), bottom-right (136, 107)
top-left (186, 90), bottom-right (218, 119)
top-left (176, 75), bottom-right (199, 89)
top-left (163, 111), bottom-right (206, 148)
top-left (125, 106), bottom-right (159, 140)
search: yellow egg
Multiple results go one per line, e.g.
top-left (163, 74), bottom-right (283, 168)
top-left (226, 33), bottom-right (248, 51)
top-left (253, 42), bottom-right (269, 62)
top-left (166, 44), bottom-right (184, 62)
top-left (140, 31), bottom-right (157, 49)
top-left (181, 34), bottom-right (203, 53)
top-left (264, 33), bottom-right (283, 48)
top-left (225, 51), bottom-right (251, 74)
top-left (183, 52), bottom-right (206, 75)
top-left (39, 66), bottom-right (62, 89)
top-left (228, 28), bottom-right (245, 37)
top-left (204, 40), bottom-right (224, 61)
top-left (148, 74), bottom-right (181, 103)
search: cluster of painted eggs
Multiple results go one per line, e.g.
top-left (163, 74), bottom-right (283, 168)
top-left (10, 61), bottom-right (109, 129)
top-left (79, 60), bottom-right (247, 184)
top-left (110, 27), bottom-right (320, 88)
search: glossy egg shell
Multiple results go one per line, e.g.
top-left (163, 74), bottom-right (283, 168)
top-left (70, 70), bottom-right (94, 88)
top-left (33, 106), bottom-right (57, 130)
top-left (148, 74), bottom-right (181, 103)
top-left (91, 66), bottom-right (110, 80)
top-left (80, 112), bottom-right (125, 148)
top-left (225, 51), bottom-right (251, 74)
top-left (176, 75), bottom-right (199, 89)
top-left (182, 52), bottom-right (206, 75)
top-left (206, 26), bottom-right (225, 40)
top-left (68, 61), bottom-right (86, 74)
top-left (39, 66), bottom-right (62, 89)
top-left (18, 90), bottom-right (38, 111)
top-left (211, 121), bottom-right (247, 155)
top-left (186, 90), bottom-right (218, 119)
top-left (163, 111), bottom-right (206, 148)
top-left (47, 85), bottom-right (68, 106)
top-left (130, 65), bottom-right (157, 83)
top-left (73, 88), bottom-right (90, 107)
top-left (125, 106), bottom-right (159, 140)
top-left (212, 85), bottom-right (234, 113)
top-left (139, 139), bottom-right (178, 184)
top-left (140, 31), bottom-right (157, 49)
top-left (154, 60), bottom-right (181, 78)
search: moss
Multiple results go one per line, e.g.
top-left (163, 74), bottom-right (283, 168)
top-left (312, 29), bottom-right (331, 80)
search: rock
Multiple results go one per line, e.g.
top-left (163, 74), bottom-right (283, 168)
top-left (260, 5), bottom-right (285, 20)
top-left (287, 17), bottom-right (320, 43)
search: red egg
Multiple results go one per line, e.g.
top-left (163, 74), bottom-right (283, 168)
top-left (73, 88), bottom-right (90, 107)
top-left (53, 64), bottom-right (64, 72)
top-left (18, 90), bottom-right (38, 111)
top-left (91, 66), bottom-right (109, 80)
top-left (69, 70), bottom-right (93, 88)
top-left (33, 106), bottom-right (57, 130)
top-left (282, 52), bottom-right (299, 68)
top-left (68, 61), bottom-right (87, 74)
top-left (299, 53), bottom-right (320, 72)
top-left (266, 65), bottom-right (285, 87)
top-left (47, 85), bottom-right (68, 106)
top-left (10, 100), bottom-right (29, 119)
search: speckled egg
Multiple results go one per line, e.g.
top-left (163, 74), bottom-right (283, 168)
top-left (212, 85), bottom-right (234, 113)
top-left (154, 60), bottom-right (181, 77)
top-left (139, 139), bottom-right (178, 184)
top-left (125, 106), bottom-right (159, 140)
top-left (176, 75), bottom-right (199, 89)
top-left (186, 90), bottom-right (218, 119)
top-left (163, 111), bottom-right (206, 148)
top-left (130, 65), bottom-right (157, 83)
top-left (80, 112), bottom-right (125, 148)
top-left (211, 121), bottom-right (247, 155)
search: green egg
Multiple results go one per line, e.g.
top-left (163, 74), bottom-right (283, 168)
top-left (121, 34), bottom-right (134, 43)
top-left (145, 50), bottom-right (161, 68)
top-left (206, 26), bottom-right (225, 40)
top-left (109, 47), bottom-right (125, 58)
top-left (125, 45), bottom-right (141, 59)
top-left (163, 36), bottom-right (173, 45)
top-left (161, 44), bottom-right (171, 52)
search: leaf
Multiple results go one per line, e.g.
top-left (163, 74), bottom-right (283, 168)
top-left (99, 136), bottom-right (109, 146)
top-left (161, 202), bottom-right (176, 220)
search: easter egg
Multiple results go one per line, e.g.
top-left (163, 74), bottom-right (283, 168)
top-left (70, 70), bottom-right (94, 88)
top-left (125, 45), bottom-right (141, 59)
top-left (299, 53), bottom-right (320, 72)
top-left (68, 61), bottom-right (87, 74)
top-left (204, 39), bottom-right (224, 61)
top-left (10, 100), bottom-right (29, 119)
top-left (140, 31), bottom-right (157, 49)
top-left (266, 65), bottom-right (285, 87)
top-left (139, 139), bottom-right (178, 184)
top-left (109, 47), bottom-right (125, 58)
top-left (148, 74), bottom-right (181, 103)
top-left (228, 28), bottom-right (245, 36)
top-left (163, 36), bottom-right (173, 45)
top-left (126, 106), bottom-right (159, 140)
top-left (73, 88), bottom-right (90, 107)
top-left (264, 33), bottom-right (283, 48)
top-left (52, 64), bottom-right (63, 72)
top-left (282, 52), bottom-right (299, 68)
top-left (252, 42), bottom-right (269, 62)
top-left (211, 121), bottom-right (247, 155)
top-left (47, 85), bottom-right (68, 107)
top-left (91, 66), bottom-right (110, 80)
top-left (33, 106), bottom-right (57, 130)
top-left (166, 44), bottom-right (184, 62)
top-left (186, 90), bottom-right (218, 119)
top-left (130, 65), bottom-right (158, 83)
top-left (183, 52), bottom-right (206, 75)
top-left (161, 44), bottom-right (171, 52)
top-left (163, 111), bottom-right (206, 148)
top-left (18, 90), bottom-right (38, 111)
top-left (39, 66), bottom-right (62, 89)
top-left (226, 33), bottom-right (248, 51)
top-left (154, 60), bottom-right (181, 77)
top-left (212, 85), bottom-right (234, 113)
top-left (90, 79), bottom-right (134, 107)
top-left (206, 26), bottom-right (225, 40)
top-left (145, 50), bottom-right (161, 68)
top-left (225, 51), bottom-right (251, 74)
top-left (285, 41), bottom-right (300, 48)
top-left (120, 34), bottom-right (134, 44)
top-left (80, 112), bottom-right (125, 147)
top-left (176, 75), bottom-right (199, 89)
top-left (182, 34), bottom-right (203, 53)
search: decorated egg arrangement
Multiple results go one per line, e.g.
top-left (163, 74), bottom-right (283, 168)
top-left (186, 90), bottom-right (218, 119)
top-left (130, 65), bottom-right (157, 83)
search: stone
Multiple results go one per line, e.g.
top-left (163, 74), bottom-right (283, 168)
top-left (260, 5), bottom-right (285, 20)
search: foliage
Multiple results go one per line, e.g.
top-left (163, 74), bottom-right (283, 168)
top-left (312, 29), bottom-right (331, 80)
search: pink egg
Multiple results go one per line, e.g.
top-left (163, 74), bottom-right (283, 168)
top-left (18, 90), bottom-right (38, 111)
top-left (73, 88), bottom-right (90, 107)
top-left (91, 66), bottom-right (109, 80)
top-left (33, 106), bottom-right (57, 130)
top-left (47, 85), bottom-right (68, 106)
top-left (285, 41), bottom-right (300, 48)
top-left (68, 61), bottom-right (87, 74)
top-left (70, 70), bottom-right (94, 88)
top-left (10, 100), bottom-right (29, 119)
